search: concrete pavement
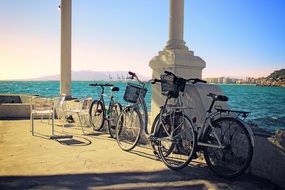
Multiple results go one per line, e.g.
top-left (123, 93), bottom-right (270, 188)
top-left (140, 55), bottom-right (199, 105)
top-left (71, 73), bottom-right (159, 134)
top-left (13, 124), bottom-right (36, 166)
top-left (0, 119), bottom-right (278, 190)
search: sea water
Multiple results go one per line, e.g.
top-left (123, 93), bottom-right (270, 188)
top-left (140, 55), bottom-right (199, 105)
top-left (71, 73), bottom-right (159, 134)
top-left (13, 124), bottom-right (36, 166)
top-left (1, 81), bottom-right (284, 132)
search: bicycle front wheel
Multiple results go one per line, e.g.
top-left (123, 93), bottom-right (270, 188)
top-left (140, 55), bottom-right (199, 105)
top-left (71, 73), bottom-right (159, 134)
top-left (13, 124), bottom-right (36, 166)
top-left (203, 117), bottom-right (253, 178)
top-left (107, 102), bottom-right (122, 138)
top-left (150, 113), bottom-right (161, 152)
top-left (150, 113), bottom-right (175, 158)
top-left (116, 106), bottom-right (142, 151)
top-left (90, 100), bottom-right (105, 131)
top-left (158, 114), bottom-right (196, 170)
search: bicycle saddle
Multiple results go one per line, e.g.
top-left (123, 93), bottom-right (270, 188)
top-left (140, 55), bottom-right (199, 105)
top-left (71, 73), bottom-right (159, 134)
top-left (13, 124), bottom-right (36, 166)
top-left (216, 95), bottom-right (228, 101)
top-left (207, 93), bottom-right (228, 102)
top-left (112, 87), bottom-right (120, 92)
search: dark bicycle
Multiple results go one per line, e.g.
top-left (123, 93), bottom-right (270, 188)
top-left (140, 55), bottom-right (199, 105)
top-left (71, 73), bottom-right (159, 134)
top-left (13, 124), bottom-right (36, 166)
top-left (89, 83), bottom-right (122, 138)
top-left (151, 71), bottom-right (254, 178)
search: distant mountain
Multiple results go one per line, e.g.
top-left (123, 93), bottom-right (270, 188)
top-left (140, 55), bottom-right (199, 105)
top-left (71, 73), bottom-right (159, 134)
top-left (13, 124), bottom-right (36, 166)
top-left (30, 70), bottom-right (150, 81)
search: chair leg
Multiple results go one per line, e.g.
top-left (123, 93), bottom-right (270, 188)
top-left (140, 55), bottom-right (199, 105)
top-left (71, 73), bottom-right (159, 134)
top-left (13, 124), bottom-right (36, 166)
top-left (48, 114), bottom-right (51, 124)
top-left (77, 113), bottom-right (85, 134)
top-left (51, 113), bottom-right (55, 136)
top-left (62, 116), bottom-right (65, 132)
top-left (31, 114), bottom-right (34, 135)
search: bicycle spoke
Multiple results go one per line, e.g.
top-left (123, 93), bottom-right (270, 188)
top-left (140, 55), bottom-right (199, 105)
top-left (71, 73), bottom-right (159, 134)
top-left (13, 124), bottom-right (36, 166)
top-left (107, 102), bottom-right (122, 138)
top-left (90, 100), bottom-right (105, 131)
top-left (158, 114), bottom-right (196, 170)
top-left (116, 107), bottom-right (141, 151)
top-left (203, 117), bottom-right (253, 178)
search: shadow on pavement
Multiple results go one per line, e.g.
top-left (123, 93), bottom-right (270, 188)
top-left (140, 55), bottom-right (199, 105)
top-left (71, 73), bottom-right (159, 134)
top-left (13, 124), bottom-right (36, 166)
top-left (55, 136), bottom-right (92, 146)
top-left (0, 168), bottom-right (276, 190)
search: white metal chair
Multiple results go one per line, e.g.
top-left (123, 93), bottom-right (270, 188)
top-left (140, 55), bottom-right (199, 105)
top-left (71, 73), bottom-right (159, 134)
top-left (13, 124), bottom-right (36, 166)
top-left (30, 97), bottom-right (54, 136)
top-left (53, 94), bottom-right (67, 130)
top-left (66, 97), bottom-right (93, 134)
top-left (50, 94), bottom-right (73, 139)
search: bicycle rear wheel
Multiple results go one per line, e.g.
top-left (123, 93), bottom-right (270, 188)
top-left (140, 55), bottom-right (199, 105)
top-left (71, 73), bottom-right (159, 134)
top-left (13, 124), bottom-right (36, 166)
top-left (90, 100), bottom-right (105, 131)
top-left (107, 102), bottom-right (122, 138)
top-left (203, 117), bottom-right (253, 178)
top-left (116, 106), bottom-right (142, 151)
top-left (158, 114), bottom-right (196, 170)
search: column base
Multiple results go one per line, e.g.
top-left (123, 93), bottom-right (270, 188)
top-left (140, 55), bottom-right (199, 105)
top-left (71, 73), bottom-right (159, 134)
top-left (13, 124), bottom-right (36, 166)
top-left (149, 49), bottom-right (206, 78)
top-left (149, 48), bottom-right (206, 123)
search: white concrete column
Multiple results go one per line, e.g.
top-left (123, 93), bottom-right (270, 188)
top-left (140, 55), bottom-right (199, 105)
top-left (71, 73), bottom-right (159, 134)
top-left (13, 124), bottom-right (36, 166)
top-left (60, 0), bottom-right (72, 97)
top-left (149, 0), bottom-right (206, 124)
top-left (165, 0), bottom-right (187, 50)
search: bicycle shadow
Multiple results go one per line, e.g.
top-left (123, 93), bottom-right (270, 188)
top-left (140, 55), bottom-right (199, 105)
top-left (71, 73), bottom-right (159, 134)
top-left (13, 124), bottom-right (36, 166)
top-left (123, 145), bottom-right (260, 184)
top-left (0, 168), bottom-right (274, 190)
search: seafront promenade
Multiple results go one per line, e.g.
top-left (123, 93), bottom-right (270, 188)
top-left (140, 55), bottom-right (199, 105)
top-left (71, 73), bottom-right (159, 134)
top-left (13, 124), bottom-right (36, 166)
top-left (0, 119), bottom-right (277, 190)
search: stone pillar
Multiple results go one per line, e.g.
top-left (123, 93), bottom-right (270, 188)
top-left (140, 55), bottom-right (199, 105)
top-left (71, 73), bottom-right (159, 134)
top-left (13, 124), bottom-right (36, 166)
top-left (60, 0), bottom-right (72, 97)
top-left (149, 0), bottom-right (206, 122)
top-left (165, 0), bottom-right (187, 50)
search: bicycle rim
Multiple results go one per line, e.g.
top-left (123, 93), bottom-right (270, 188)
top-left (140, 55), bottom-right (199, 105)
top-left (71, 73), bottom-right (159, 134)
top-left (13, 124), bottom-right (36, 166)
top-left (203, 117), bottom-right (253, 178)
top-left (107, 102), bottom-right (122, 138)
top-left (158, 114), bottom-right (196, 170)
top-left (90, 100), bottom-right (105, 131)
top-left (138, 97), bottom-right (149, 135)
top-left (150, 114), bottom-right (161, 153)
top-left (116, 106), bottom-right (142, 151)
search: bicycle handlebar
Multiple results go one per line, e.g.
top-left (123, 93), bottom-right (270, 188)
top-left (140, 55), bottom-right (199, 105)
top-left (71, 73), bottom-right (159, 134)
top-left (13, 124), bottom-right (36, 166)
top-left (128, 71), bottom-right (144, 84)
top-left (128, 71), bottom-right (136, 76)
top-left (163, 70), bottom-right (207, 84)
top-left (191, 78), bottom-right (207, 84)
top-left (164, 70), bottom-right (173, 76)
top-left (151, 79), bottom-right (162, 84)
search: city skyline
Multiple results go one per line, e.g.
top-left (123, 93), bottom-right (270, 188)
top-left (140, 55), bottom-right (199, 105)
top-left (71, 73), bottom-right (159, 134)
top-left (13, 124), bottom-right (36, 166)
top-left (0, 0), bottom-right (284, 80)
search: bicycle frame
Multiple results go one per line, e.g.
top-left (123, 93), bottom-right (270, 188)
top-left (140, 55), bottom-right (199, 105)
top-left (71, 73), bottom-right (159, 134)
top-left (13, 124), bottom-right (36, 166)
top-left (157, 91), bottom-right (255, 150)
top-left (158, 93), bottom-right (192, 138)
top-left (195, 106), bottom-right (255, 148)
top-left (95, 86), bottom-right (116, 118)
top-left (126, 75), bottom-right (151, 136)
top-left (195, 111), bottom-right (226, 149)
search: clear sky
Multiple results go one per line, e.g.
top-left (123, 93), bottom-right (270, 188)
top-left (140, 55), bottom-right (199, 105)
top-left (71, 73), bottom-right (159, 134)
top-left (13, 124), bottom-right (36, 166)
top-left (0, 0), bottom-right (284, 80)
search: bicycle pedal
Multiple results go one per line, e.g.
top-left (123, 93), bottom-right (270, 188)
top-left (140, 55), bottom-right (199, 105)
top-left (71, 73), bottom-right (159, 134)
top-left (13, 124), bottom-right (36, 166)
top-left (148, 135), bottom-right (155, 141)
top-left (153, 151), bottom-right (160, 159)
top-left (192, 152), bottom-right (198, 159)
top-left (148, 134), bottom-right (154, 140)
top-left (149, 136), bottom-right (160, 146)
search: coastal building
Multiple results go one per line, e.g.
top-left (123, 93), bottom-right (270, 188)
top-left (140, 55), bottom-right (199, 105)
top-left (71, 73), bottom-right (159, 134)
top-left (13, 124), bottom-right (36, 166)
top-left (218, 77), bottom-right (224, 83)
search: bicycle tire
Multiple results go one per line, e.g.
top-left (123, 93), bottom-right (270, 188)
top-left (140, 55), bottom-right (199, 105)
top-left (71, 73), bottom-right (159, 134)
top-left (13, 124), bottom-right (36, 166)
top-left (150, 113), bottom-right (160, 151)
top-left (138, 96), bottom-right (149, 135)
top-left (89, 100), bottom-right (105, 131)
top-left (203, 117), bottom-right (253, 178)
top-left (116, 106), bottom-right (142, 151)
top-left (158, 114), bottom-right (197, 170)
top-left (107, 102), bottom-right (122, 138)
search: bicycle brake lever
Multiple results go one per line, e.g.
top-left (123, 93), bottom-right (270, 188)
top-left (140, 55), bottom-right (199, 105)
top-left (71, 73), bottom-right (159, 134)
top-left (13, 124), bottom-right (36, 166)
top-left (128, 71), bottom-right (136, 76)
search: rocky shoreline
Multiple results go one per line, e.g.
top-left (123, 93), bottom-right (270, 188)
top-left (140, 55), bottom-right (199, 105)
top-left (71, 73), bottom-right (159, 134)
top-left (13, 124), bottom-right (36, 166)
top-left (256, 69), bottom-right (285, 87)
top-left (256, 78), bottom-right (285, 87)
